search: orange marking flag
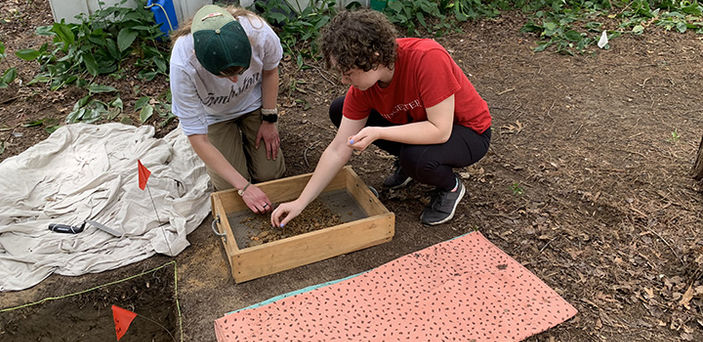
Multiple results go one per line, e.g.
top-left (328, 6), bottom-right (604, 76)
top-left (214, 231), bottom-right (578, 341)
top-left (137, 160), bottom-right (151, 190)
top-left (112, 305), bottom-right (137, 340)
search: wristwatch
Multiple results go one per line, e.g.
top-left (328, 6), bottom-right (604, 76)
top-left (237, 181), bottom-right (250, 196)
top-left (261, 108), bottom-right (278, 123)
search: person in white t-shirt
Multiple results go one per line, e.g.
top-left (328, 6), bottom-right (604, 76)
top-left (170, 5), bottom-right (285, 214)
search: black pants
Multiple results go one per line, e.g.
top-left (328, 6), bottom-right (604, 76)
top-left (329, 96), bottom-right (491, 191)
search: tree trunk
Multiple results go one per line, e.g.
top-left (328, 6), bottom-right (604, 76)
top-left (693, 134), bottom-right (703, 180)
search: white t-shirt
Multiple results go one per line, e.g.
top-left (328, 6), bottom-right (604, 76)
top-left (169, 15), bottom-right (283, 136)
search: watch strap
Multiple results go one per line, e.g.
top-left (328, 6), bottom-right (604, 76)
top-left (237, 181), bottom-right (250, 196)
top-left (261, 112), bottom-right (278, 123)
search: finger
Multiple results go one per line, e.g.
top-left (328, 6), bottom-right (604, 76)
top-left (267, 141), bottom-right (273, 160)
top-left (273, 140), bottom-right (279, 159)
top-left (250, 195), bottom-right (264, 214)
top-left (279, 212), bottom-right (295, 228)
top-left (271, 208), bottom-right (281, 227)
top-left (242, 195), bottom-right (255, 211)
top-left (255, 134), bottom-right (262, 149)
top-left (348, 138), bottom-right (366, 150)
top-left (353, 135), bottom-right (369, 146)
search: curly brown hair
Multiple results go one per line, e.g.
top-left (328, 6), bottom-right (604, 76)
top-left (319, 9), bottom-right (397, 73)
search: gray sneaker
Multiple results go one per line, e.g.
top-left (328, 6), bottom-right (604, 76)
top-left (420, 177), bottom-right (465, 225)
top-left (383, 159), bottom-right (412, 189)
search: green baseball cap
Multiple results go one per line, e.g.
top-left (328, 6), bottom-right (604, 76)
top-left (191, 5), bottom-right (252, 75)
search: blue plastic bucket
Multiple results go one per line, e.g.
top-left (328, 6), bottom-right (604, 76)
top-left (147, 0), bottom-right (178, 36)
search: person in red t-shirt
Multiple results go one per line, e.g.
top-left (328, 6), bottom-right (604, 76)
top-left (271, 9), bottom-right (491, 227)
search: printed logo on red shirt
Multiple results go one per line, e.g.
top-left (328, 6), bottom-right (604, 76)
top-left (382, 99), bottom-right (421, 121)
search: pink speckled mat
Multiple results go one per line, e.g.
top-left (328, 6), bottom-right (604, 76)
top-left (214, 231), bottom-right (577, 341)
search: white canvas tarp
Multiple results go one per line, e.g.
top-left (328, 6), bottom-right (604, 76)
top-left (0, 123), bottom-right (210, 291)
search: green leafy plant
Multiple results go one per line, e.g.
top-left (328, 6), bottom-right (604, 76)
top-left (253, 0), bottom-right (336, 68)
top-left (17, 0), bottom-right (169, 91)
top-left (154, 90), bottom-right (175, 127)
top-left (668, 128), bottom-right (681, 143)
top-left (520, 4), bottom-right (607, 55)
top-left (511, 182), bottom-right (525, 196)
top-left (134, 91), bottom-right (174, 127)
top-left (22, 118), bottom-right (61, 134)
top-left (521, 0), bottom-right (703, 54)
top-left (0, 40), bottom-right (18, 88)
top-left (135, 96), bottom-right (154, 123)
top-left (384, 0), bottom-right (450, 36)
top-left (66, 84), bottom-right (119, 123)
top-left (441, 0), bottom-right (503, 22)
top-left (656, 6), bottom-right (703, 33)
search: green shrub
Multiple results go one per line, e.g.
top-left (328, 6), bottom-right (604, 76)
top-left (0, 40), bottom-right (18, 88)
top-left (252, 0), bottom-right (337, 69)
top-left (16, 0), bottom-right (169, 91)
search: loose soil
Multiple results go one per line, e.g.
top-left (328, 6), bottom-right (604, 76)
top-left (0, 263), bottom-right (178, 341)
top-left (240, 199), bottom-right (343, 247)
top-left (1, 1), bottom-right (702, 341)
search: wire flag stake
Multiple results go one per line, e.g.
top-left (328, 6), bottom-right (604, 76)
top-left (138, 160), bottom-right (174, 256)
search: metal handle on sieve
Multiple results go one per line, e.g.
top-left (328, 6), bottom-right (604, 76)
top-left (211, 215), bottom-right (227, 241)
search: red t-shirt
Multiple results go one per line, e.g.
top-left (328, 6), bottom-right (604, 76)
top-left (343, 38), bottom-right (491, 134)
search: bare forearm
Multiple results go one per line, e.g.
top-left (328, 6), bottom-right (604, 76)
top-left (377, 121), bottom-right (451, 145)
top-left (295, 117), bottom-right (365, 207)
top-left (188, 135), bottom-right (248, 190)
top-left (296, 141), bottom-right (352, 206)
top-left (261, 68), bottom-right (279, 110)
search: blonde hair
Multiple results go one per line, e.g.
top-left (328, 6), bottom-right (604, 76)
top-left (169, 6), bottom-right (267, 49)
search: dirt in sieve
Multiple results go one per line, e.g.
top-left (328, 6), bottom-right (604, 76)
top-left (242, 199), bottom-right (343, 247)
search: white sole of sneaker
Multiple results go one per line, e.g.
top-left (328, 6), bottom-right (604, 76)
top-left (421, 183), bottom-right (466, 226)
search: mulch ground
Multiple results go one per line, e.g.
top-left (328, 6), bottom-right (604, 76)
top-left (0, 1), bottom-right (701, 341)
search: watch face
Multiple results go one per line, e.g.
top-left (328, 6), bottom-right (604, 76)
top-left (262, 114), bottom-right (278, 123)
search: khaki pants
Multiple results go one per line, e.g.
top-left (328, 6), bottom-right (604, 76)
top-left (206, 109), bottom-right (286, 191)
